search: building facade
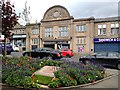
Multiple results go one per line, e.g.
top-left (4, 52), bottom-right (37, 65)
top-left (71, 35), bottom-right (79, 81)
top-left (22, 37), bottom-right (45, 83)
top-left (11, 24), bottom-right (26, 51)
top-left (25, 5), bottom-right (120, 54)
top-left (94, 17), bottom-right (120, 52)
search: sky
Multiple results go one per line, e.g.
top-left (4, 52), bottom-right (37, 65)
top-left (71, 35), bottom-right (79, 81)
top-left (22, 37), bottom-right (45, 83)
top-left (10, 0), bottom-right (120, 25)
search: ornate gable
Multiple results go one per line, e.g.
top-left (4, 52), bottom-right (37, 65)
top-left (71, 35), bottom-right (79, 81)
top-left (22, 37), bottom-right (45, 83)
top-left (42, 5), bottom-right (71, 21)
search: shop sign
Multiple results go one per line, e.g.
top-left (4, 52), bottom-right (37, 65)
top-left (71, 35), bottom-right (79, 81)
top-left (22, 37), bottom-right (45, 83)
top-left (57, 41), bottom-right (68, 44)
top-left (44, 41), bottom-right (68, 44)
top-left (13, 35), bottom-right (26, 38)
top-left (44, 41), bottom-right (56, 44)
top-left (94, 38), bottom-right (120, 43)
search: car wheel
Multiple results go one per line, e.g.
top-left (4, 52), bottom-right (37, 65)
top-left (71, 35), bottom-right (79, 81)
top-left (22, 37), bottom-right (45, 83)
top-left (66, 54), bottom-right (70, 58)
top-left (82, 60), bottom-right (90, 64)
top-left (25, 53), bottom-right (29, 56)
top-left (117, 63), bottom-right (120, 70)
top-left (7, 52), bottom-right (11, 55)
top-left (85, 60), bottom-right (90, 64)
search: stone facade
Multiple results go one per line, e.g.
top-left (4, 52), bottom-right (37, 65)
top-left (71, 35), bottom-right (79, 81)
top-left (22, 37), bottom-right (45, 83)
top-left (11, 24), bottom-right (26, 51)
top-left (25, 5), bottom-right (120, 54)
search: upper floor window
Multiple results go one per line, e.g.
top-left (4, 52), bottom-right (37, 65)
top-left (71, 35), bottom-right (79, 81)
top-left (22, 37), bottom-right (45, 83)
top-left (98, 24), bottom-right (106, 35)
top-left (32, 38), bottom-right (38, 44)
top-left (76, 25), bottom-right (86, 32)
top-left (32, 28), bottom-right (39, 34)
top-left (77, 37), bottom-right (86, 44)
top-left (45, 27), bottom-right (53, 37)
top-left (59, 26), bottom-right (68, 37)
top-left (111, 23), bottom-right (119, 35)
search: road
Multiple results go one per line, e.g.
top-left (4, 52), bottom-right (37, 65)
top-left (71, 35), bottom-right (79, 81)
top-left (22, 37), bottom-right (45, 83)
top-left (0, 52), bottom-right (23, 58)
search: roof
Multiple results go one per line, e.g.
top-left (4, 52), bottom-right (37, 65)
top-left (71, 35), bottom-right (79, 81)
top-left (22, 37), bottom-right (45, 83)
top-left (94, 17), bottom-right (120, 23)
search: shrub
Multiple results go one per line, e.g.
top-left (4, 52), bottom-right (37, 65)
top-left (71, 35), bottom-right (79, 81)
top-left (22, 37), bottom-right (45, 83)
top-left (2, 56), bottom-right (106, 88)
top-left (20, 76), bottom-right (33, 88)
top-left (48, 79), bottom-right (61, 88)
top-left (58, 74), bottom-right (77, 87)
top-left (54, 70), bottom-right (65, 78)
top-left (20, 76), bottom-right (41, 89)
top-left (54, 60), bottom-right (105, 86)
top-left (5, 72), bottom-right (22, 87)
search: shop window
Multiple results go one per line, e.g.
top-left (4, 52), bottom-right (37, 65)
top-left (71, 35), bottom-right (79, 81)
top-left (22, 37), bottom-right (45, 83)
top-left (98, 24), bottom-right (106, 35)
top-left (76, 25), bottom-right (86, 32)
top-left (59, 26), bottom-right (68, 37)
top-left (45, 27), bottom-right (53, 37)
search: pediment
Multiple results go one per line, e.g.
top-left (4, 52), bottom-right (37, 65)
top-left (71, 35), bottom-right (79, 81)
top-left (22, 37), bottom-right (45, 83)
top-left (43, 5), bottom-right (71, 21)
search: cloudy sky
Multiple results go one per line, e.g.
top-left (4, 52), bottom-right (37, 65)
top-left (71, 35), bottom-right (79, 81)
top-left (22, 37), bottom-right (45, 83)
top-left (10, 0), bottom-right (119, 25)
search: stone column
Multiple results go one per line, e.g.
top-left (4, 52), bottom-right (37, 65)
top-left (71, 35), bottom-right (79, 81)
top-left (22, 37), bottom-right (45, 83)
top-left (55, 43), bottom-right (57, 50)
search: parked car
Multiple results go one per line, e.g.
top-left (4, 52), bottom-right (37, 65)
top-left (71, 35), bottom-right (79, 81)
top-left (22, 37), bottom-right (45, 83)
top-left (79, 52), bottom-right (120, 69)
top-left (59, 48), bottom-right (73, 57)
top-left (0, 43), bottom-right (13, 55)
top-left (22, 48), bottom-right (62, 60)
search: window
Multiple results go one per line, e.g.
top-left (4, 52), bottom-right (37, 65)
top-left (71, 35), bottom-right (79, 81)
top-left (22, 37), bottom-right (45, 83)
top-left (111, 23), bottom-right (119, 35)
top-left (59, 26), bottom-right (68, 37)
top-left (32, 28), bottom-right (39, 34)
top-left (98, 24), bottom-right (106, 35)
top-left (45, 28), bottom-right (53, 37)
top-left (76, 25), bottom-right (86, 32)
top-left (32, 45), bottom-right (37, 50)
top-left (77, 37), bottom-right (86, 44)
top-left (32, 38), bottom-right (38, 44)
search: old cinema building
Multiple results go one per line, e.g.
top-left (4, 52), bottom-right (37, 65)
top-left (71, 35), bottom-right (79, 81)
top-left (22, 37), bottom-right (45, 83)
top-left (40, 5), bottom-right (73, 50)
top-left (26, 5), bottom-right (94, 54)
top-left (25, 5), bottom-right (119, 54)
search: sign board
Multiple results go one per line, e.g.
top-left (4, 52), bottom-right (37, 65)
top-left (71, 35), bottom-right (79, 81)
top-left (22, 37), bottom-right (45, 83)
top-left (44, 41), bottom-right (68, 44)
top-left (94, 38), bottom-right (120, 43)
top-left (0, 35), bottom-right (4, 40)
top-left (13, 35), bottom-right (26, 38)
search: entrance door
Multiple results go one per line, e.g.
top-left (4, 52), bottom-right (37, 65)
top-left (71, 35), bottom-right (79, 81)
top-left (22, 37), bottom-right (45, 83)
top-left (32, 45), bottom-right (37, 50)
top-left (44, 44), bottom-right (54, 49)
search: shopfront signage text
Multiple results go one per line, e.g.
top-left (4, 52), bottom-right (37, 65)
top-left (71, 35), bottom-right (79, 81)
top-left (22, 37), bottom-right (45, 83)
top-left (94, 38), bottom-right (120, 43)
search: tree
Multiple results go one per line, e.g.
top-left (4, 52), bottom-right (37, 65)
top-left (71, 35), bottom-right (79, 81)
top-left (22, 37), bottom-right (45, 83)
top-left (1, 0), bottom-right (18, 56)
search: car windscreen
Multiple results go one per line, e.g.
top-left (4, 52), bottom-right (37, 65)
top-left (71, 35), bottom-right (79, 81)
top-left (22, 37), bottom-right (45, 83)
top-left (108, 52), bottom-right (120, 57)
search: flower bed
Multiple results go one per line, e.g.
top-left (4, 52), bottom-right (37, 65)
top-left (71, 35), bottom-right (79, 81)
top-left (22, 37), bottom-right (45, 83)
top-left (1, 56), bottom-right (106, 89)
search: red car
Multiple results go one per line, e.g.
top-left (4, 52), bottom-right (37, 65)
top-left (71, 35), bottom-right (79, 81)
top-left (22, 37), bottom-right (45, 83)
top-left (59, 48), bottom-right (73, 57)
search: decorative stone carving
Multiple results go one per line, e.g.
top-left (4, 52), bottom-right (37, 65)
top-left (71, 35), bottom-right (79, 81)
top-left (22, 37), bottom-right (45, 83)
top-left (43, 5), bottom-right (71, 20)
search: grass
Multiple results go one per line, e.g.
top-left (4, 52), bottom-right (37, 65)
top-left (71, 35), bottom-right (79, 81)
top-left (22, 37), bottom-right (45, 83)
top-left (33, 75), bottom-right (53, 85)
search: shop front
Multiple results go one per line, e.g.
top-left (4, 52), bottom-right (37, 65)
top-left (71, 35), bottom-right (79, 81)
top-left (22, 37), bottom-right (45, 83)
top-left (94, 38), bottom-right (120, 52)
top-left (12, 34), bottom-right (26, 51)
top-left (43, 41), bottom-right (70, 50)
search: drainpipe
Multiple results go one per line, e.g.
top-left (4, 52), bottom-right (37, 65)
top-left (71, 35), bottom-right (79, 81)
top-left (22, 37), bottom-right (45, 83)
top-left (38, 23), bottom-right (41, 48)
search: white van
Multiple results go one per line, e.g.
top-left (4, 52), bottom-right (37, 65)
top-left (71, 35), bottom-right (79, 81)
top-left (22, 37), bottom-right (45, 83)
top-left (13, 45), bottom-right (19, 52)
